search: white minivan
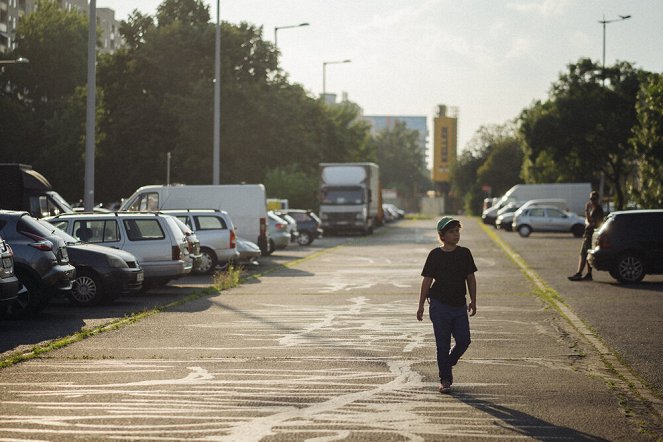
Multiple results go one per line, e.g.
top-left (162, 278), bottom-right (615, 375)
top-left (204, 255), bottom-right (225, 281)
top-left (120, 184), bottom-right (269, 255)
top-left (47, 212), bottom-right (192, 288)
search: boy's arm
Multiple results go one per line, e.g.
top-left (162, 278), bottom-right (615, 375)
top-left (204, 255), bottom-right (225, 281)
top-left (466, 273), bottom-right (477, 316)
top-left (417, 277), bottom-right (433, 321)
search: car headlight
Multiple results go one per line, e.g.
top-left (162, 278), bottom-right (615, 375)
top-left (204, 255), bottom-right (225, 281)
top-left (107, 255), bottom-right (128, 268)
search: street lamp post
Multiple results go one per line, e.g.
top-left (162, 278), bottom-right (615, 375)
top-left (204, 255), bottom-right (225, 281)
top-left (0, 57), bottom-right (29, 65)
top-left (84, 0), bottom-right (97, 211)
top-left (213, 0), bottom-right (220, 184)
top-left (274, 22), bottom-right (309, 49)
top-left (322, 59), bottom-right (351, 96)
top-left (599, 14), bottom-right (631, 84)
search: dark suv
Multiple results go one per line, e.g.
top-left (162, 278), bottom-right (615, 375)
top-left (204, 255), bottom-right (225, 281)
top-left (587, 209), bottom-right (663, 284)
top-left (279, 210), bottom-right (323, 245)
top-left (0, 211), bottom-right (76, 317)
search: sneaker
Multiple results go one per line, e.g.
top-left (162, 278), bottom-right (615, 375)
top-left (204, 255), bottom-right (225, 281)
top-left (438, 380), bottom-right (452, 394)
top-left (568, 273), bottom-right (583, 281)
top-left (581, 273), bottom-right (593, 281)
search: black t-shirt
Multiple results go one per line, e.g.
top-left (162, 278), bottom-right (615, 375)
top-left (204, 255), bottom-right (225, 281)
top-left (421, 246), bottom-right (477, 306)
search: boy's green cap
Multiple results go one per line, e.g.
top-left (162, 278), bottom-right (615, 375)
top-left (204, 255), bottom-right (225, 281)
top-left (437, 216), bottom-right (459, 232)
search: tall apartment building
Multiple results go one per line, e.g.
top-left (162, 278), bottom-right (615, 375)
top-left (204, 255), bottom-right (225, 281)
top-left (0, 0), bottom-right (122, 54)
top-left (431, 104), bottom-right (458, 193)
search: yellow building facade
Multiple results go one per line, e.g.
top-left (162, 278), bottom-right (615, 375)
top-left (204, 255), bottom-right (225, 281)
top-left (431, 105), bottom-right (458, 187)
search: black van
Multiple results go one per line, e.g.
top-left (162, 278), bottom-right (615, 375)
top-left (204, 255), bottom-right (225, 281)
top-left (588, 210), bottom-right (663, 284)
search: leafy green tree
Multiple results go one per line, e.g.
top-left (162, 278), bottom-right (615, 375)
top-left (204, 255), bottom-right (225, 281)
top-left (264, 165), bottom-right (320, 210)
top-left (370, 121), bottom-right (429, 200)
top-left (629, 73), bottom-right (663, 208)
top-left (9, 0), bottom-right (89, 103)
top-left (0, 0), bottom-right (90, 202)
top-left (450, 124), bottom-right (522, 215)
top-left (519, 58), bottom-right (645, 209)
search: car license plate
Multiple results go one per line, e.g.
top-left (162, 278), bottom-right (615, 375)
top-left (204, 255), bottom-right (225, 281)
top-left (136, 272), bottom-right (144, 282)
top-left (2, 257), bottom-right (11, 268)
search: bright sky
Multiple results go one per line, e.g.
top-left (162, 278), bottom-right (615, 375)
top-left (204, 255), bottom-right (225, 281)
top-left (100, 0), bottom-right (662, 153)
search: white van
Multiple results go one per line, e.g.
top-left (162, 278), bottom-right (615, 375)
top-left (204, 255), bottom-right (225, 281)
top-left (120, 185), bottom-right (269, 255)
top-left (486, 183), bottom-right (591, 217)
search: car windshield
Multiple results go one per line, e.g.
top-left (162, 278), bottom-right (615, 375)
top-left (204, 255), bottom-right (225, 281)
top-left (322, 188), bottom-right (364, 205)
top-left (37, 219), bottom-right (79, 245)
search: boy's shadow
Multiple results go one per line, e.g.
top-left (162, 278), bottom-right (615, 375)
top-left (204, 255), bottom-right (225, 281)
top-left (451, 391), bottom-right (607, 441)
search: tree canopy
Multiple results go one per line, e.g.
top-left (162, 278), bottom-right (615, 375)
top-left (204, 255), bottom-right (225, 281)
top-left (370, 121), bottom-right (429, 201)
top-left (518, 58), bottom-right (645, 209)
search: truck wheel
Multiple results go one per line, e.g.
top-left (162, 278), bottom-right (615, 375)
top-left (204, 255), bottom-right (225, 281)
top-left (518, 225), bottom-right (532, 238)
top-left (68, 269), bottom-right (106, 305)
top-left (614, 253), bottom-right (645, 284)
top-left (297, 231), bottom-right (313, 246)
top-left (194, 248), bottom-right (217, 275)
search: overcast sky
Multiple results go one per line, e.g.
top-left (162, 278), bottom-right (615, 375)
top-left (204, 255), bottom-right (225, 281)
top-left (99, 0), bottom-right (662, 152)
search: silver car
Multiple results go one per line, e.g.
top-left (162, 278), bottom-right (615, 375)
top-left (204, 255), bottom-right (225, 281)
top-left (512, 206), bottom-right (585, 238)
top-left (162, 210), bottom-right (240, 275)
top-left (46, 212), bottom-right (192, 288)
top-left (267, 211), bottom-right (292, 253)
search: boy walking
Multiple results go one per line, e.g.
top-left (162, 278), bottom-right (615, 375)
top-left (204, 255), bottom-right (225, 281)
top-left (417, 217), bottom-right (477, 394)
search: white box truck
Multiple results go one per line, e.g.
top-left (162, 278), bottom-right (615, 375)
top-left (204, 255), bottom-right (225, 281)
top-left (119, 184), bottom-right (269, 255)
top-left (482, 182), bottom-right (591, 224)
top-left (319, 162), bottom-right (382, 235)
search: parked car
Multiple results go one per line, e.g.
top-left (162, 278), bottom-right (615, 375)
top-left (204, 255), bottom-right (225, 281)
top-left (587, 210), bottom-right (663, 284)
top-left (280, 209), bottom-right (323, 246)
top-left (273, 211), bottom-right (299, 243)
top-left (36, 220), bottom-right (143, 305)
top-left (161, 209), bottom-right (240, 275)
top-left (267, 211), bottom-right (291, 253)
top-left (236, 236), bottom-right (261, 265)
top-left (0, 235), bottom-right (22, 308)
top-left (497, 199), bottom-right (569, 231)
top-left (46, 212), bottom-right (191, 289)
top-left (512, 206), bottom-right (585, 238)
top-left (0, 210), bottom-right (76, 317)
top-left (168, 215), bottom-right (202, 271)
top-left (383, 203), bottom-right (405, 220)
top-left (494, 203), bottom-right (522, 231)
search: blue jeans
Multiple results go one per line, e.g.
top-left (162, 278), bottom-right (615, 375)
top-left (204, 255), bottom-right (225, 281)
top-left (429, 298), bottom-right (471, 383)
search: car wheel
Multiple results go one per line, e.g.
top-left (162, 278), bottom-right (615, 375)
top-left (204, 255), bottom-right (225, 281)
top-left (267, 239), bottom-right (275, 255)
top-left (571, 224), bottom-right (585, 238)
top-left (614, 253), bottom-right (645, 284)
top-left (518, 225), bottom-right (532, 238)
top-left (194, 248), bottom-right (217, 275)
top-left (297, 231), bottom-right (312, 246)
top-left (68, 269), bottom-right (106, 306)
top-left (4, 273), bottom-right (44, 318)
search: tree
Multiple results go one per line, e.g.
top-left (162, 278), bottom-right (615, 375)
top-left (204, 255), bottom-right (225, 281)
top-left (450, 124), bottom-right (522, 215)
top-left (264, 165), bottom-right (319, 210)
top-left (629, 73), bottom-right (663, 208)
top-left (519, 58), bottom-right (646, 209)
top-left (370, 121), bottom-right (428, 201)
top-left (0, 0), bottom-right (91, 202)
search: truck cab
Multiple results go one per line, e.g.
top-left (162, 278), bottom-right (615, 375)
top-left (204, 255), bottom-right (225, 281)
top-left (0, 163), bottom-right (73, 218)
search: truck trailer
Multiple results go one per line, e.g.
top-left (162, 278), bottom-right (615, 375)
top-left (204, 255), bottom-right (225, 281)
top-left (319, 162), bottom-right (382, 235)
top-left (0, 163), bottom-right (73, 218)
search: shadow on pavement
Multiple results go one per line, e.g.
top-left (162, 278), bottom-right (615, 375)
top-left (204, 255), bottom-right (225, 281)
top-left (452, 391), bottom-right (607, 441)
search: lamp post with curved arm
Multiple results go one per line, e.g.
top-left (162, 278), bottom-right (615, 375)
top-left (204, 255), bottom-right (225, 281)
top-left (599, 14), bottom-right (631, 84)
top-left (0, 57), bottom-right (29, 65)
top-left (274, 22), bottom-right (309, 49)
top-left (322, 59), bottom-right (351, 96)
